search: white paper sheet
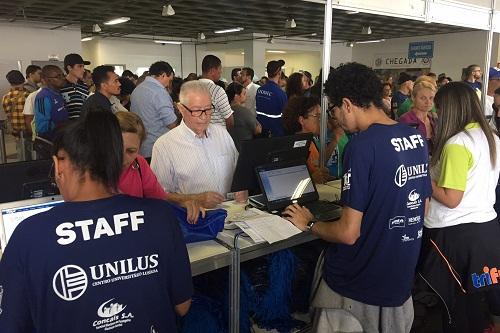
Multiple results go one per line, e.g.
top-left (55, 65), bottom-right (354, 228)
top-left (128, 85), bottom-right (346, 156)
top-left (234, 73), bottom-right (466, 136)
top-left (238, 215), bottom-right (302, 244)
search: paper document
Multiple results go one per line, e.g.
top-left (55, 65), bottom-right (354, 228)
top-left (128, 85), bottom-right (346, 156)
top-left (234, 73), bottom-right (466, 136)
top-left (236, 215), bottom-right (302, 244)
top-left (233, 221), bottom-right (266, 243)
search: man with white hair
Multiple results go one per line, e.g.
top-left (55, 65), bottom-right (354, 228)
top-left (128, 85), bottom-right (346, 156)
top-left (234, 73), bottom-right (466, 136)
top-left (151, 81), bottom-right (238, 208)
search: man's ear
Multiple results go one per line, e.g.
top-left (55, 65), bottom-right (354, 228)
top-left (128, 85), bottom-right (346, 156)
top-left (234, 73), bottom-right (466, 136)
top-left (298, 115), bottom-right (305, 127)
top-left (342, 98), bottom-right (354, 113)
top-left (52, 155), bottom-right (62, 181)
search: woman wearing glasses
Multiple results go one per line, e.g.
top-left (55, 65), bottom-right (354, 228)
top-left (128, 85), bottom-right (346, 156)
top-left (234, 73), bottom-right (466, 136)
top-left (0, 111), bottom-right (192, 332)
top-left (282, 96), bottom-right (334, 184)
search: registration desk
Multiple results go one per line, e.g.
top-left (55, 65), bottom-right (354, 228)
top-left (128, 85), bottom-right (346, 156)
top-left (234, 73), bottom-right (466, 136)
top-left (185, 180), bottom-right (341, 333)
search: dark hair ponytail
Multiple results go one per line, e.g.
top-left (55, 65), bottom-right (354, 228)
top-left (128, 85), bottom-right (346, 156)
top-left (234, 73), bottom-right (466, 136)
top-left (52, 108), bottom-right (123, 191)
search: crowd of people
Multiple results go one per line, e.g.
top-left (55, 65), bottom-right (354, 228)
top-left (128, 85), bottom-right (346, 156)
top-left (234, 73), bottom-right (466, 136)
top-left (1, 52), bottom-right (500, 333)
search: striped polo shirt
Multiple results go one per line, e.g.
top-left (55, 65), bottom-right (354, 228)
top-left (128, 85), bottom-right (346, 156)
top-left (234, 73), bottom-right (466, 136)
top-left (60, 80), bottom-right (90, 119)
top-left (199, 78), bottom-right (233, 127)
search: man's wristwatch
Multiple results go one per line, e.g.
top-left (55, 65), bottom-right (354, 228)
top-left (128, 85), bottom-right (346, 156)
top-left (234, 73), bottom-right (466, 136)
top-left (306, 219), bottom-right (317, 232)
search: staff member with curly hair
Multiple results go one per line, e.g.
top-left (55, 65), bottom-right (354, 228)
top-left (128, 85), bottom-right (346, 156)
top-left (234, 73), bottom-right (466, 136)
top-left (284, 63), bottom-right (431, 333)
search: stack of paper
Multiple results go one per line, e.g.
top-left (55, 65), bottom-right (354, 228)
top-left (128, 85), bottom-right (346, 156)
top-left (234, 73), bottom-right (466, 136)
top-left (232, 209), bottom-right (302, 244)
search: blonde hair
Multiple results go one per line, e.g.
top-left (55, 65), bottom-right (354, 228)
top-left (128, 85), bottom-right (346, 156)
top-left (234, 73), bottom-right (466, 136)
top-left (412, 80), bottom-right (437, 98)
top-left (115, 111), bottom-right (146, 143)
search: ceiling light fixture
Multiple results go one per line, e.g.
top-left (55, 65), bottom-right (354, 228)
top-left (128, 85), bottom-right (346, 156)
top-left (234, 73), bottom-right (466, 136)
top-left (92, 24), bottom-right (101, 33)
top-left (103, 17), bottom-right (131, 25)
top-left (267, 36), bottom-right (275, 44)
top-left (285, 18), bottom-right (297, 28)
top-left (356, 39), bottom-right (385, 44)
top-left (162, 4), bottom-right (175, 16)
top-left (361, 26), bottom-right (372, 34)
top-left (154, 40), bottom-right (182, 45)
top-left (345, 42), bottom-right (354, 47)
top-left (198, 32), bottom-right (206, 40)
top-left (81, 36), bottom-right (93, 42)
top-left (214, 27), bottom-right (244, 34)
top-left (346, 10), bottom-right (359, 14)
top-left (266, 50), bottom-right (286, 54)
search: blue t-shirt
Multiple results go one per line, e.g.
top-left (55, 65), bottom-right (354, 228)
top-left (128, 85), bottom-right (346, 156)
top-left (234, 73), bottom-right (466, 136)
top-left (464, 80), bottom-right (482, 91)
top-left (0, 195), bottom-right (193, 333)
top-left (324, 123), bottom-right (432, 307)
top-left (34, 87), bottom-right (69, 140)
top-left (255, 80), bottom-right (287, 137)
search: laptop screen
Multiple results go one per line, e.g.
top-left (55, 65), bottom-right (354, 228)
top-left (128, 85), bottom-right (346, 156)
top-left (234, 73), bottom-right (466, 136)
top-left (0, 198), bottom-right (63, 251)
top-left (258, 164), bottom-right (315, 202)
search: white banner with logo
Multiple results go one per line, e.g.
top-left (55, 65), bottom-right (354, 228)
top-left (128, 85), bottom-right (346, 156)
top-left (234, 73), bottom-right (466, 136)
top-left (373, 53), bottom-right (432, 69)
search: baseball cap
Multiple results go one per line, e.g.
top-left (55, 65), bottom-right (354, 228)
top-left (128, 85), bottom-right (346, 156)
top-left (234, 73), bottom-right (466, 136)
top-left (64, 53), bottom-right (91, 69)
top-left (267, 59), bottom-right (285, 77)
top-left (397, 72), bottom-right (414, 85)
top-left (489, 67), bottom-right (500, 80)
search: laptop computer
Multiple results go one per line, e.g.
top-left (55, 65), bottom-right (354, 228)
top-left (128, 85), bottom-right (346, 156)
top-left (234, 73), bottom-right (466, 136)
top-left (0, 196), bottom-right (63, 254)
top-left (254, 161), bottom-right (342, 221)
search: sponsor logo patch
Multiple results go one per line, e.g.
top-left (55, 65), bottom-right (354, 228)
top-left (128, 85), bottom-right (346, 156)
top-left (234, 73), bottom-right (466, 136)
top-left (389, 216), bottom-right (406, 229)
top-left (93, 298), bottom-right (134, 331)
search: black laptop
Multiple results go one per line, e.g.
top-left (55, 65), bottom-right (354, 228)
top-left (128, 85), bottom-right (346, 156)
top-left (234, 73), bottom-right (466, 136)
top-left (254, 161), bottom-right (342, 221)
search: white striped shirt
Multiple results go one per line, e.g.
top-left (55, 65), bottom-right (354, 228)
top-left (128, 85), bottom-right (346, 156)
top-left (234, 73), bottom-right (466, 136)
top-left (199, 78), bottom-right (233, 127)
top-left (150, 120), bottom-right (238, 196)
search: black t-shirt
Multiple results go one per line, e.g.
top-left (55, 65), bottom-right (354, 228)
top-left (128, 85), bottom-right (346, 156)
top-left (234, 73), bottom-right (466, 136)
top-left (81, 91), bottom-right (112, 117)
top-left (0, 195), bottom-right (193, 333)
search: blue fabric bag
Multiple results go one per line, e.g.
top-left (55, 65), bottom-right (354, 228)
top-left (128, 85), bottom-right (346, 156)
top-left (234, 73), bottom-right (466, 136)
top-left (168, 204), bottom-right (227, 243)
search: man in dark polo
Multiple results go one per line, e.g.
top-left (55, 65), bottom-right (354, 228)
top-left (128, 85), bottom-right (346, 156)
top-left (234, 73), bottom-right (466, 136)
top-left (80, 66), bottom-right (121, 117)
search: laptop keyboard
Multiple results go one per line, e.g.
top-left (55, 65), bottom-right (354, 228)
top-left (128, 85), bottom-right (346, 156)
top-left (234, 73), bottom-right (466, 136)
top-left (304, 201), bottom-right (342, 221)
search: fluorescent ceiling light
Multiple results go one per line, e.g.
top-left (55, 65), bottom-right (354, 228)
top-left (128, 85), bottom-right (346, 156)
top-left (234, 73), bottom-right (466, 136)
top-left (103, 17), bottom-right (130, 25)
top-left (214, 27), bottom-right (244, 34)
top-left (356, 39), bottom-right (385, 44)
top-left (81, 37), bottom-right (93, 42)
top-left (162, 4), bottom-right (175, 16)
top-left (92, 24), bottom-right (101, 33)
top-left (346, 10), bottom-right (359, 14)
top-left (154, 40), bottom-right (182, 44)
top-left (266, 50), bottom-right (286, 54)
top-left (241, 52), bottom-right (245, 55)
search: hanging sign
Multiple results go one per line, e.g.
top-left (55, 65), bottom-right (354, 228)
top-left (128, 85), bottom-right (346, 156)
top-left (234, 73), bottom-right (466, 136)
top-left (408, 41), bottom-right (434, 58)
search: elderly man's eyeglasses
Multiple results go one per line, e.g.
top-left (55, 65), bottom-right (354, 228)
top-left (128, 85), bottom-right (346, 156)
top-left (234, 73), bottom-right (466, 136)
top-left (180, 103), bottom-right (215, 117)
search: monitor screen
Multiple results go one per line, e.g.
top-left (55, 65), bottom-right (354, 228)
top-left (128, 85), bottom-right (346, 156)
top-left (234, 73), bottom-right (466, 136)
top-left (258, 164), bottom-right (315, 202)
top-left (231, 133), bottom-right (313, 194)
top-left (0, 198), bottom-right (63, 250)
top-left (0, 159), bottom-right (59, 203)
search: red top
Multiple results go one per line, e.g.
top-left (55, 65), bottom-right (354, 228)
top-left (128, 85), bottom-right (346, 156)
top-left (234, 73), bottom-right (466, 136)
top-left (118, 155), bottom-right (167, 199)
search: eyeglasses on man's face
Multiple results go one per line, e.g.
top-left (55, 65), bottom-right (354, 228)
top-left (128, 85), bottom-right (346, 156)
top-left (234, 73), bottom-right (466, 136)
top-left (180, 103), bottom-right (215, 117)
